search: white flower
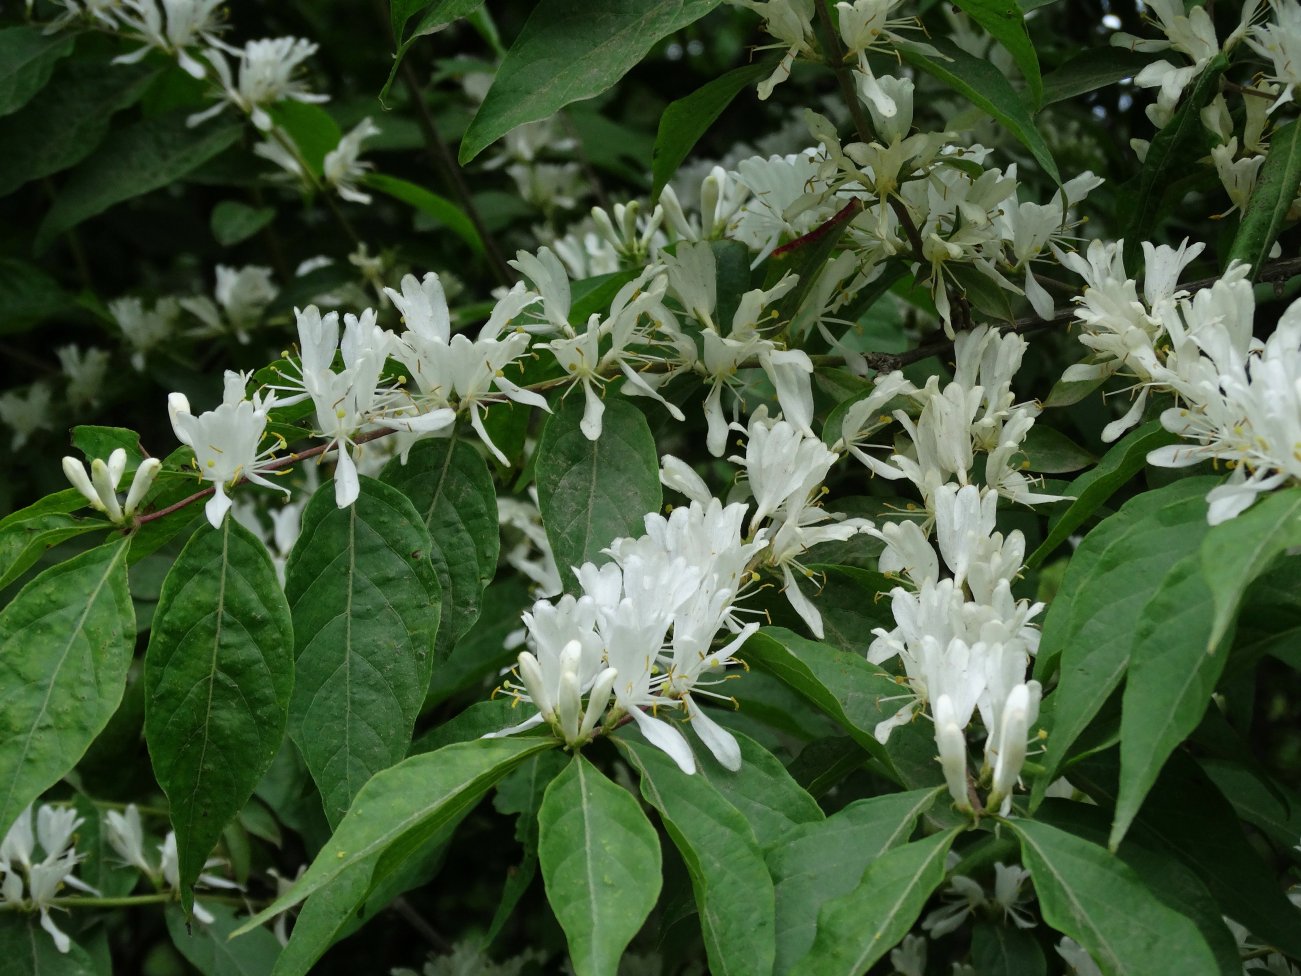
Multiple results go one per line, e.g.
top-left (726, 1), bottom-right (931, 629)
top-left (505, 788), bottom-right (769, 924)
top-left (109, 296), bottom-right (179, 370)
top-left (189, 37), bottom-right (327, 130)
top-left (63, 448), bottom-right (161, 522)
top-left (104, 804), bottom-right (156, 878)
top-left (0, 383), bottom-right (54, 449)
top-left (1247, 0), bottom-right (1301, 113)
top-left (1148, 283), bottom-right (1301, 523)
top-left (158, 831), bottom-right (240, 926)
top-left (112, 0), bottom-right (225, 78)
top-left (324, 117), bottom-right (381, 204)
top-left (169, 370), bottom-right (287, 527)
top-left (736, 0), bottom-right (816, 100)
top-left (181, 265), bottom-right (278, 344)
top-left (922, 862), bottom-right (1035, 937)
top-left (1, 805), bottom-right (97, 954)
top-left (57, 345), bottom-right (110, 409)
top-left (730, 409), bottom-right (838, 532)
top-left (984, 680), bottom-right (1042, 814)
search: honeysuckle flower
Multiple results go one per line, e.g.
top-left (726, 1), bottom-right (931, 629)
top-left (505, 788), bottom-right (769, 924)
top-left (658, 166), bottom-right (749, 242)
top-left (889, 934), bottom-right (928, 976)
top-left (189, 37), bottom-right (327, 130)
top-left (44, 0), bottom-right (121, 32)
top-left (1112, 0), bottom-right (1261, 125)
top-left (934, 692), bottom-right (973, 811)
top-left (590, 201), bottom-right (664, 264)
top-left (1211, 138), bottom-right (1266, 215)
top-left (922, 862), bottom-right (1036, 937)
top-left (1148, 282), bottom-right (1301, 523)
top-left (181, 264), bottom-right (278, 344)
top-left (157, 831), bottom-right (240, 925)
top-left (104, 804), bottom-right (156, 878)
top-left (386, 277), bottom-right (546, 462)
top-left (323, 117), bottom-right (381, 204)
top-left (1247, 0), bottom-right (1301, 113)
top-left (1057, 937), bottom-right (1105, 976)
top-left (109, 295), bottom-right (179, 370)
top-left (731, 150), bottom-right (834, 264)
top-left (1, 805), bottom-right (98, 954)
top-left (733, 0), bottom-right (816, 100)
top-left (509, 247), bottom-right (573, 334)
top-left (985, 680), bottom-right (1042, 814)
top-left (169, 370), bottom-right (286, 527)
top-left (112, 0), bottom-right (226, 78)
top-left (731, 409), bottom-right (839, 533)
top-left (57, 345), bottom-right (110, 409)
top-left (0, 383), bottom-right (54, 449)
top-left (63, 448), bottom-right (162, 522)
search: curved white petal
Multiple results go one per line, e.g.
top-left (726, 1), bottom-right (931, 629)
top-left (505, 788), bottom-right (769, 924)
top-left (629, 707), bottom-right (696, 774)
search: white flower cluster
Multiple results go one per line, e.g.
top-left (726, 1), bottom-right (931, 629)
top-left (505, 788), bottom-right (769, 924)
top-left (44, 0), bottom-right (377, 208)
top-left (0, 805), bottom-right (97, 953)
top-left (847, 326), bottom-right (1051, 814)
top-left (103, 804), bottom-right (239, 924)
top-left (489, 495), bottom-right (766, 773)
top-left (1058, 242), bottom-right (1301, 523)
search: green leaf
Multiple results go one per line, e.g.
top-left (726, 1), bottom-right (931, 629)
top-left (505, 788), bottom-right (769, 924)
top-left (797, 827), bottom-right (961, 975)
top-left (380, 437), bottom-right (498, 659)
top-left (1227, 119), bottom-right (1301, 276)
top-left (284, 478), bottom-right (442, 826)
top-left (535, 395), bottom-right (661, 591)
top-left (364, 173), bottom-right (484, 255)
top-left (235, 738), bottom-right (554, 975)
top-left (537, 754), bottom-right (661, 976)
top-left (1027, 420), bottom-right (1179, 569)
top-left (1201, 758), bottom-right (1301, 850)
top-left (382, 0), bottom-right (486, 99)
top-left (1011, 819), bottom-right (1222, 976)
top-left (265, 102), bottom-right (339, 177)
top-left (0, 915), bottom-right (97, 975)
top-left (650, 61), bottom-right (768, 201)
top-left (1080, 754), bottom-right (1301, 960)
top-left (0, 259), bottom-right (74, 334)
top-left (1114, 549), bottom-right (1218, 848)
top-left (693, 729), bottom-right (823, 847)
top-left (950, 0), bottom-right (1042, 107)
top-left (166, 903), bottom-right (280, 976)
top-left (768, 788), bottom-right (942, 975)
top-left (459, 0), bottom-right (723, 164)
top-left (0, 27), bottom-right (73, 118)
top-left (1201, 486), bottom-right (1301, 654)
top-left (211, 201), bottom-right (276, 247)
top-left (1032, 479), bottom-right (1214, 804)
top-left (1126, 53), bottom-right (1229, 250)
top-left (0, 59), bottom-right (157, 196)
top-left (71, 425), bottom-right (144, 471)
top-left (36, 112), bottom-right (241, 253)
top-left (0, 538), bottom-right (132, 837)
top-left (1018, 425), bottom-right (1095, 474)
top-left (739, 628), bottom-right (903, 776)
top-left (618, 737), bottom-right (776, 976)
top-left (1036, 798), bottom-right (1247, 976)
top-left (144, 519), bottom-right (293, 914)
top-left (1040, 48), bottom-right (1158, 105)
top-left (900, 38), bottom-right (1059, 184)
top-left (971, 923), bottom-right (1046, 976)
top-left (0, 509), bottom-right (105, 592)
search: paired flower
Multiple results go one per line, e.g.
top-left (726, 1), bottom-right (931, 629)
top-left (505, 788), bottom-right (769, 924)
top-left (63, 448), bottom-right (161, 523)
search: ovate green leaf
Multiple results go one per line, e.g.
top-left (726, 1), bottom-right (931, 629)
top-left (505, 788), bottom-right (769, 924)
top-left (0, 27), bottom-right (73, 117)
top-left (36, 113), bottom-right (242, 253)
top-left (381, 437), bottom-right (498, 659)
top-left (145, 519), bottom-right (293, 913)
top-left (797, 828), bottom-right (961, 976)
top-left (0, 538), bottom-right (132, 835)
top-left (1032, 479), bottom-right (1213, 805)
top-left (364, 173), bottom-right (484, 255)
top-left (535, 395), bottom-right (661, 591)
top-left (900, 38), bottom-right (1059, 183)
top-left (1200, 486), bottom-right (1301, 653)
top-left (651, 61), bottom-right (769, 201)
top-left (1011, 819), bottom-right (1221, 976)
top-left (537, 754), bottom-right (661, 976)
top-left (234, 738), bottom-right (554, 976)
top-left (951, 0), bottom-right (1042, 107)
top-left (619, 737), bottom-right (776, 976)
top-left (740, 628), bottom-right (903, 775)
top-left (285, 478), bottom-right (442, 825)
top-left (459, 0), bottom-right (723, 163)
top-left (768, 788), bottom-right (942, 975)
